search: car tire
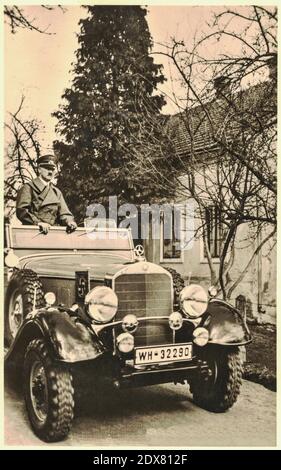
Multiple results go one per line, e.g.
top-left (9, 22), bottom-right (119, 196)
top-left (4, 269), bottom-right (45, 346)
top-left (164, 267), bottom-right (185, 307)
top-left (191, 346), bottom-right (243, 412)
top-left (23, 339), bottom-right (74, 442)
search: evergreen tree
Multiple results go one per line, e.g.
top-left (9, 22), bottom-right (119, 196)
top-left (53, 5), bottom-right (174, 221)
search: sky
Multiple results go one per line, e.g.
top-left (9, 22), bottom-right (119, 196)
top-left (4, 4), bottom-right (266, 151)
top-left (4, 4), bottom-right (226, 150)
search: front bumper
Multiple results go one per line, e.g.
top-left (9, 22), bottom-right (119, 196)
top-left (113, 356), bottom-right (210, 388)
top-left (89, 315), bottom-right (207, 387)
top-left (116, 364), bottom-right (201, 388)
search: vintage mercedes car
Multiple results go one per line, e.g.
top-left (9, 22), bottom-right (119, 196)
top-left (4, 224), bottom-right (251, 442)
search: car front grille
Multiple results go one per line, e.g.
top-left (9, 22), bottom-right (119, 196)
top-left (114, 272), bottom-right (173, 346)
top-left (114, 272), bottom-right (172, 319)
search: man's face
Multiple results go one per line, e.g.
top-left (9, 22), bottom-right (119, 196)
top-left (38, 165), bottom-right (56, 182)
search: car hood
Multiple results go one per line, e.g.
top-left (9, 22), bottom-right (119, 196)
top-left (19, 253), bottom-right (168, 280)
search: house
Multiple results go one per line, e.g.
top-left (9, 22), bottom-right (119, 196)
top-left (143, 76), bottom-right (276, 324)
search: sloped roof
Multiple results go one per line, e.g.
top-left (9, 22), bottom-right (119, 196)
top-left (166, 80), bottom-right (276, 158)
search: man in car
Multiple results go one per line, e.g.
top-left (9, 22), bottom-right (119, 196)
top-left (16, 154), bottom-right (77, 234)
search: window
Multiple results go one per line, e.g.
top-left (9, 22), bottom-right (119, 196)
top-left (161, 206), bottom-right (184, 262)
top-left (204, 206), bottom-right (222, 259)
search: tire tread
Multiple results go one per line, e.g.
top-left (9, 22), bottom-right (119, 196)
top-left (24, 339), bottom-right (74, 442)
top-left (192, 347), bottom-right (243, 412)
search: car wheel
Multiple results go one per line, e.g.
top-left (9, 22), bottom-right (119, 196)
top-left (24, 339), bottom-right (74, 442)
top-left (4, 269), bottom-right (45, 346)
top-left (191, 346), bottom-right (243, 412)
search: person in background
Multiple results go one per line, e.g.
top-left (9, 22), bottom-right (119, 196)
top-left (16, 154), bottom-right (77, 234)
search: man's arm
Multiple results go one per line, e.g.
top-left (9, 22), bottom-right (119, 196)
top-left (16, 184), bottom-right (40, 225)
top-left (57, 190), bottom-right (76, 228)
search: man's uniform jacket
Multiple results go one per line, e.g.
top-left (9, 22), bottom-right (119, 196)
top-left (16, 177), bottom-right (74, 226)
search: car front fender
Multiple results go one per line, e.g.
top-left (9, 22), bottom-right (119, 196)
top-left (5, 308), bottom-right (105, 367)
top-left (201, 299), bottom-right (252, 346)
top-left (40, 308), bottom-right (106, 362)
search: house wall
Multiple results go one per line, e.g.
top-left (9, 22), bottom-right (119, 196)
top-left (144, 209), bottom-right (276, 324)
top-left (149, 80), bottom-right (276, 324)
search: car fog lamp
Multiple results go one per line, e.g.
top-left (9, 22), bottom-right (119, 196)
top-left (169, 312), bottom-right (183, 330)
top-left (85, 286), bottom-right (118, 323)
top-left (193, 327), bottom-right (209, 346)
top-left (122, 314), bottom-right (139, 333)
top-left (180, 284), bottom-right (208, 318)
top-left (116, 332), bottom-right (134, 353)
top-left (208, 285), bottom-right (218, 297)
top-left (44, 292), bottom-right (56, 306)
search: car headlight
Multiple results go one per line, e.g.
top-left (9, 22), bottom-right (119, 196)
top-left (85, 286), bottom-right (118, 323)
top-left (44, 292), bottom-right (56, 306)
top-left (180, 284), bottom-right (208, 318)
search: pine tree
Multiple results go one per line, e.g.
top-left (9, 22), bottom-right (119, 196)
top-left (53, 5), bottom-right (174, 221)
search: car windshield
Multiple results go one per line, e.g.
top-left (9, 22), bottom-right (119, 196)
top-left (7, 225), bottom-right (134, 261)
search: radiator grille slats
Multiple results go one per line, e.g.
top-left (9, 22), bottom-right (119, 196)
top-left (136, 322), bottom-right (173, 346)
top-left (114, 273), bottom-right (172, 319)
top-left (114, 273), bottom-right (173, 346)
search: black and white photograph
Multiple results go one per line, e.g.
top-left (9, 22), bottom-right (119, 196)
top-left (3, 2), bottom-right (277, 449)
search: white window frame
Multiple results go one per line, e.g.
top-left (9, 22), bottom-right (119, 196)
top-left (160, 205), bottom-right (184, 264)
top-left (200, 237), bottom-right (220, 264)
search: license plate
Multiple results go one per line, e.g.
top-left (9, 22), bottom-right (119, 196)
top-left (134, 343), bottom-right (193, 365)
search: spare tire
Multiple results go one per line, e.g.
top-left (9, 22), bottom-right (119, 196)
top-left (164, 266), bottom-right (185, 308)
top-left (4, 269), bottom-right (45, 347)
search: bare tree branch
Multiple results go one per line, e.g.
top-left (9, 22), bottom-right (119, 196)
top-left (5, 96), bottom-right (45, 217)
top-left (4, 5), bottom-right (66, 34)
top-left (145, 6), bottom-right (277, 297)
